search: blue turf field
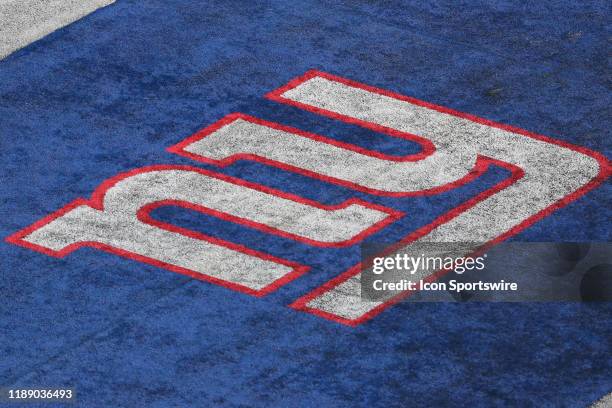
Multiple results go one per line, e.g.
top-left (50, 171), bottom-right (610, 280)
top-left (1, 1), bottom-right (610, 406)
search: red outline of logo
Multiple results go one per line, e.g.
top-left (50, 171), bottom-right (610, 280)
top-left (5, 70), bottom-right (610, 319)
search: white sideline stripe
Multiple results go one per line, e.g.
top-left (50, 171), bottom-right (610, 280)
top-left (0, 0), bottom-right (115, 59)
top-left (591, 392), bottom-right (612, 408)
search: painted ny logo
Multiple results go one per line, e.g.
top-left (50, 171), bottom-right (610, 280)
top-left (7, 71), bottom-right (609, 326)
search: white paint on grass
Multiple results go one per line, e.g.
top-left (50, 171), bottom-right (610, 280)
top-left (591, 392), bottom-right (612, 408)
top-left (283, 74), bottom-right (602, 322)
top-left (0, 0), bottom-right (115, 59)
top-left (20, 168), bottom-right (391, 290)
top-left (185, 116), bottom-right (477, 193)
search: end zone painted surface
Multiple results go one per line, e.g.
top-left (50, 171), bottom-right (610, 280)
top-left (1, 1), bottom-right (610, 407)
